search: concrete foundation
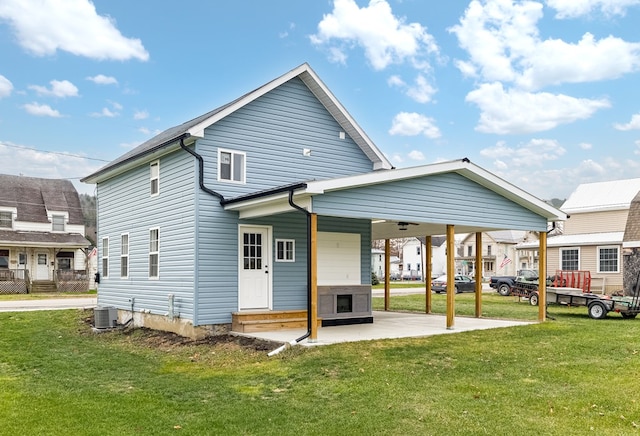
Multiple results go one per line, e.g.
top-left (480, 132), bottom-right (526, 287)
top-left (118, 310), bottom-right (231, 339)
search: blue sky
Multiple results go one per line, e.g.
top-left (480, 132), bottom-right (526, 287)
top-left (1, 0), bottom-right (640, 200)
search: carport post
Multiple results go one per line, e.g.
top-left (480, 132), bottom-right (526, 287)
top-left (384, 239), bottom-right (390, 311)
top-left (446, 225), bottom-right (455, 329)
top-left (475, 232), bottom-right (482, 318)
top-left (538, 231), bottom-right (547, 322)
top-left (310, 213), bottom-right (318, 341)
top-left (425, 236), bottom-right (432, 313)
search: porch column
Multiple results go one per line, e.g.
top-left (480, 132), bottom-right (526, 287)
top-left (475, 232), bottom-right (482, 318)
top-left (425, 236), bottom-right (432, 313)
top-left (446, 224), bottom-right (455, 329)
top-left (538, 231), bottom-right (547, 322)
top-left (310, 213), bottom-right (319, 341)
top-left (384, 239), bottom-right (391, 311)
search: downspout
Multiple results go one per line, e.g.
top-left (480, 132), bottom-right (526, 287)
top-left (179, 135), bottom-right (225, 204)
top-left (267, 189), bottom-right (312, 356)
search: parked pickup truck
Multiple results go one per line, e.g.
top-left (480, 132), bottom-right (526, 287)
top-left (489, 269), bottom-right (539, 296)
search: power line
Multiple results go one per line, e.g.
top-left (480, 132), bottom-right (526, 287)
top-left (0, 143), bottom-right (111, 163)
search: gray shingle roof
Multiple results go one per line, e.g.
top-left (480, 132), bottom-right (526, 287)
top-left (624, 190), bottom-right (640, 243)
top-left (0, 174), bottom-right (84, 225)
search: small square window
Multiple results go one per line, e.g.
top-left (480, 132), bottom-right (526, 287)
top-left (276, 239), bottom-right (295, 262)
top-left (218, 149), bottom-right (245, 183)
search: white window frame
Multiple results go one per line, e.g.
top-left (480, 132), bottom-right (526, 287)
top-left (150, 160), bottom-right (159, 196)
top-left (52, 214), bottom-right (65, 232)
top-left (275, 239), bottom-right (295, 262)
top-left (149, 227), bottom-right (159, 279)
top-left (121, 233), bottom-right (129, 279)
top-left (559, 247), bottom-right (580, 271)
top-left (218, 148), bottom-right (246, 184)
top-left (0, 210), bottom-right (12, 229)
top-left (597, 245), bottom-right (619, 273)
top-left (102, 237), bottom-right (109, 278)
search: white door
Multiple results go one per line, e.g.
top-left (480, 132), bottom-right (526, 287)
top-left (238, 226), bottom-right (271, 310)
top-left (36, 253), bottom-right (49, 280)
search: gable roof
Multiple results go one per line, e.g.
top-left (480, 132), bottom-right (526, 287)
top-left (0, 174), bottom-right (84, 225)
top-left (561, 178), bottom-right (640, 214)
top-left (82, 63), bottom-right (392, 184)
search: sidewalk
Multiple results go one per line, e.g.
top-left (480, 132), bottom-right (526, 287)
top-left (0, 296), bottom-right (97, 312)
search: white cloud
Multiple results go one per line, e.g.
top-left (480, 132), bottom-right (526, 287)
top-left (466, 82), bottom-right (610, 134)
top-left (450, 1), bottom-right (640, 91)
top-left (480, 138), bottom-right (566, 168)
top-left (635, 140), bottom-right (640, 155)
top-left (22, 102), bottom-right (62, 117)
top-left (28, 80), bottom-right (79, 98)
top-left (310, 0), bottom-right (438, 71)
top-left (389, 112), bottom-right (441, 138)
top-left (0, 141), bottom-right (100, 195)
top-left (87, 74), bottom-right (118, 85)
top-left (133, 110), bottom-right (149, 120)
top-left (387, 75), bottom-right (405, 87)
top-left (90, 107), bottom-right (119, 118)
top-left (614, 113), bottom-right (640, 130)
top-left (0, 75), bottom-right (13, 98)
top-left (387, 74), bottom-right (437, 103)
top-left (408, 150), bottom-right (425, 161)
top-left (546, 0), bottom-right (640, 18)
top-left (579, 142), bottom-right (593, 150)
top-left (0, 0), bottom-right (149, 61)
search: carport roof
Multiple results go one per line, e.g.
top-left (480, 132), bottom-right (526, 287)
top-left (224, 159), bottom-right (567, 237)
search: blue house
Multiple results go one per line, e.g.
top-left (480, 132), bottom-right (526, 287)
top-left (82, 64), bottom-right (565, 339)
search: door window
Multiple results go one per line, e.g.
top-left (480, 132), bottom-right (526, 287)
top-left (243, 232), bottom-right (262, 270)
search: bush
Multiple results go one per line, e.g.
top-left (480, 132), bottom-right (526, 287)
top-left (371, 272), bottom-right (379, 285)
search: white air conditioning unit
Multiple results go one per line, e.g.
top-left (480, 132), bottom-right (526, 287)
top-left (94, 306), bottom-right (118, 329)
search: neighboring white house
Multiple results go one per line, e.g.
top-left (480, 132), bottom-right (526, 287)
top-left (518, 178), bottom-right (640, 293)
top-left (0, 174), bottom-right (91, 293)
top-left (371, 248), bottom-right (400, 280)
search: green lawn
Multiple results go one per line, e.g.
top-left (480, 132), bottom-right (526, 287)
top-left (1, 296), bottom-right (640, 435)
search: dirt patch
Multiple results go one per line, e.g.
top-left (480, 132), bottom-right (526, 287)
top-left (81, 310), bottom-right (282, 352)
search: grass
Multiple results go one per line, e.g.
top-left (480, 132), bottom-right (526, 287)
top-left (1, 297), bottom-right (640, 435)
top-left (0, 290), bottom-right (96, 301)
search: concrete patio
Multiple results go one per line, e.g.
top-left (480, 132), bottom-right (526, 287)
top-left (242, 310), bottom-right (534, 346)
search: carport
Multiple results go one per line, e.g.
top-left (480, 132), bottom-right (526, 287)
top-left (224, 158), bottom-right (566, 341)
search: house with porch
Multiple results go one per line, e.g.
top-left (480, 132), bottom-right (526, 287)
top-left (82, 63), bottom-right (566, 339)
top-left (0, 175), bottom-right (91, 294)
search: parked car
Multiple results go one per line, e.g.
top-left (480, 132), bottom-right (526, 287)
top-left (431, 275), bottom-right (476, 293)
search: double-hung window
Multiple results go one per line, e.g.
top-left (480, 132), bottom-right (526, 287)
top-left (218, 149), bottom-right (245, 183)
top-left (102, 237), bottom-right (109, 278)
top-left (150, 161), bottom-right (159, 196)
top-left (52, 215), bottom-right (65, 231)
top-left (560, 248), bottom-right (579, 271)
top-left (597, 246), bottom-right (619, 273)
top-left (121, 234), bottom-right (129, 278)
top-left (149, 228), bottom-right (159, 278)
top-left (0, 211), bottom-right (12, 228)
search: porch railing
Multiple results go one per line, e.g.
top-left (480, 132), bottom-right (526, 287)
top-left (55, 269), bottom-right (90, 293)
top-left (0, 269), bottom-right (29, 294)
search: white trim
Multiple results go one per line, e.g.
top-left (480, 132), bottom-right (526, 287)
top-left (102, 236), bottom-right (109, 279)
top-left (238, 225), bottom-right (273, 311)
top-left (149, 227), bottom-right (160, 280)
top-left (0, 208), bottom-right (16, 229)
top-left (596, 245), bottom-right (620, 274)
top-left (120, 233), bottom-right (129, 279)
top-left (217, 148), bottom-right (246, 184)
top-left (275, 238), bottom-right (295, 262)
top-left (150, 160), bottom-right (159, 197)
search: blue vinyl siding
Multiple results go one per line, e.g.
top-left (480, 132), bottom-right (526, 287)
top-left (195, 77), bottom-right (374, 200)
top-left (312, 172), bottom-right (548, 231)
top-left (192, 77), bottom-right (379, 325)
top-left (96, 150), bottom-right (197, 319)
